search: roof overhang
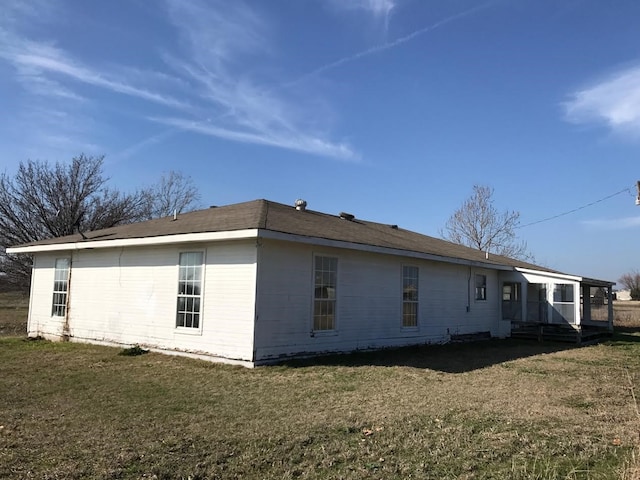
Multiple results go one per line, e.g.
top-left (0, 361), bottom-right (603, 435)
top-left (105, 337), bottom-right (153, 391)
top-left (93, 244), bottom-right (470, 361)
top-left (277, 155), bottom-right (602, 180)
top-left (515, 267), bottom-right (615, 286)
top-left (6, 229), bottom-right (260, 254)
top-left (259, 230), bottom-right (514, 271)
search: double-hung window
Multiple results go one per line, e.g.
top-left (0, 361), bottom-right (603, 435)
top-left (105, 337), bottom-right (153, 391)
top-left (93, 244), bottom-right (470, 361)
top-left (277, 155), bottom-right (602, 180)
top-left (402, 266), bottom-right (419, 327)
top-left (176, 252), bottom-right (203, 329)
top-left (313, 256), bottom-right (337, 331)
top-left (51, 258), bottom-right (70, 317)
top-left (475, 274), bottom-right (487, 301)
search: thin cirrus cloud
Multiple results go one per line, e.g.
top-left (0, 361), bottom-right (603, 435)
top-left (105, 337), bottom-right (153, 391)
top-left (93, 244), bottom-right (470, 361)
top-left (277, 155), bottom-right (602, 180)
top-left (564, 64), bottom-right (640, 137)
top-left (0, 0), bottom-right (358, 161)
top-left (288, 1), bottom-right (492, 86)
top-left (156, 0), bottom-right (358, 161)
top-left (581, 216), bottom-right (640, 230)
top-left (1, 38), bottom-right (192, 111)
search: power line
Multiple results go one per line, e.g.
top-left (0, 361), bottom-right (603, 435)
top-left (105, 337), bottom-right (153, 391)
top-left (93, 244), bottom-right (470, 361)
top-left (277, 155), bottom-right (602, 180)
top-left (517, 185), bottom-right (635, 229)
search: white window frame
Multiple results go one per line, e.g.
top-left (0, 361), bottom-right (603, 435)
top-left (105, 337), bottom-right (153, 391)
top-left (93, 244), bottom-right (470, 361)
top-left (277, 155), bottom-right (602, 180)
top-left (312, 255), bottom-right (338, 333)
top-left (176, 251), bottom-right (205, 332)
top-left (402, 265), bottom-right (419, 328)
top-left (51, 258), bottom-right (70, 317)
top-left (475, 274), bottom-right (487, 301)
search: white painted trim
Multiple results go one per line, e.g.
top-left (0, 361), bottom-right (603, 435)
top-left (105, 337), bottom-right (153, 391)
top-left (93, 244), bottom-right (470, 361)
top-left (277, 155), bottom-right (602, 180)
top-left (514, 267), bottom-right (581, 282)
top-left (6, 229), bottom-right (260, 254)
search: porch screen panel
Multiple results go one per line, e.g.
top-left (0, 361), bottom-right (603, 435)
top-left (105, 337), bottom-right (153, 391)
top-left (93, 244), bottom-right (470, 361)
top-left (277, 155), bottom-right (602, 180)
top-left (526, 284), bottom-right (547, 322)
top-left (552, 284), bottom-right (575, 324)
top-left (502, 283), bottom-right (521, 321)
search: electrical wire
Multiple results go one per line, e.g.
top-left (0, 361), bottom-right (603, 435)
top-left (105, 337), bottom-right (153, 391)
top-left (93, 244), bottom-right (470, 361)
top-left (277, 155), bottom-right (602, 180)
top-left (517, 185), bottom-right (636, 229)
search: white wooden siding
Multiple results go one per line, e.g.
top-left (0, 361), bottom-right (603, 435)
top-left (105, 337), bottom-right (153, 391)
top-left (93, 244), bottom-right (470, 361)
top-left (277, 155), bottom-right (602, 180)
top-left (254, 239), bottom-right (501, 362)
top-left (28, 241), bottom-right (257, 362)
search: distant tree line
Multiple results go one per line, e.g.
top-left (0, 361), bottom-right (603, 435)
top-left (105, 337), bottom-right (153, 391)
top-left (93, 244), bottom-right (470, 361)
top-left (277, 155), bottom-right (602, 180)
top-left (0, 154), bottom-right (201, 291)
top-left (619, 271), bottom-right (640, 300)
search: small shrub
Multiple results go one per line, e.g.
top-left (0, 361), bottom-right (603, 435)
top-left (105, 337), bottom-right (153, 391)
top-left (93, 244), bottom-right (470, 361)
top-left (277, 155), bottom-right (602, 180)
top-left (119, 344), bottom-right (149, 356)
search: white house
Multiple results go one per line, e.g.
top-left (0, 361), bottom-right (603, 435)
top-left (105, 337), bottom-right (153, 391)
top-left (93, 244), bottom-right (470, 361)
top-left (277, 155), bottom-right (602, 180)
top-left (7, 199), bottom-right (615, 367)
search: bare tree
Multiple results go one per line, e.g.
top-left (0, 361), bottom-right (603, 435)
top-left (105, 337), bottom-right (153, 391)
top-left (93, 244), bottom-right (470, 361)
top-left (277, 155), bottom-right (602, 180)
top-left (0, 155), bottom-right (201, 290)
top-left (441, 185), bottom-right (533, 261)
top-left (141, 170), bottom-right (200, 219)
top-left (619, 271), bottom-right (640, 300)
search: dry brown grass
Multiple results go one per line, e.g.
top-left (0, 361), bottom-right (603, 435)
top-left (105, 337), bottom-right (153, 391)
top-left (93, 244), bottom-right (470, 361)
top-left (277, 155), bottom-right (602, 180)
top-left (1, 297), bottom-right (640, 478)
top-left (614, 301), bottom-right (640, 330)
top-left (0, 290), bottom-right (28, 336)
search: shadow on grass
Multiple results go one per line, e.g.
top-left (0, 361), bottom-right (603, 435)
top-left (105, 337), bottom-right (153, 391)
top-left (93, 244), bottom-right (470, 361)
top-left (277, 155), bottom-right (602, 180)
top-left (282, 338), bottom-right (577, 373)
top-left (607, 331), bottom-right (640, 344)
top-left (613, 326), bottom-right (640, 335)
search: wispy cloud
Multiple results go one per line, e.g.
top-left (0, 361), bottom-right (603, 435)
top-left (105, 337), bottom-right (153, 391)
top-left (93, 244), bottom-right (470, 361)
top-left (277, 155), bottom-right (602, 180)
top-left (157, 0), bottom-right (358, 160)
top-left (289, 1), bottom-right (492, 86)
top-left (582, 216), bottom-right (640, 230)
top-left (150, 116), bottom-right (357, 160)
top-left (325, 0), bottom-right (395, 20)
top-left (564, 64), bottom-right (640, 136)
top-left (0, 0), bottom-right (358, 161)
top-left (1, 38), bottom-right (191, 110)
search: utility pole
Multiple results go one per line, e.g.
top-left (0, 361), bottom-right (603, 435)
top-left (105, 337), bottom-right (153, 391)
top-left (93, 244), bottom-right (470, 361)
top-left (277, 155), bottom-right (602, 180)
top-left (636, 181), bottom-right (640, 206)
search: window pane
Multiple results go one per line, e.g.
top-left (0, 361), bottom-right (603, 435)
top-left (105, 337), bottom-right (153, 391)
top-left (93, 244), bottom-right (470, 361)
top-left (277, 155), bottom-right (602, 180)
top-left (313, 256), bottom-right (337, 331)
top-left (176, 252), bottom-right (204, 328)
top-left (52, 258), bottom-right (69, 317)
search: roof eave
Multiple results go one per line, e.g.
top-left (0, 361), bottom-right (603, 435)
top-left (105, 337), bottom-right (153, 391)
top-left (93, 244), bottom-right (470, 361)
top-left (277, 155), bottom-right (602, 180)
top-left (6, 229), bottom-right (260, 254)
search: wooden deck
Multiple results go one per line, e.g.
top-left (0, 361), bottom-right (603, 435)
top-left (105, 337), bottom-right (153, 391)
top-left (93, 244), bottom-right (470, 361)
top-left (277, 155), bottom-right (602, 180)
top-left (511, 321), bottom-right (612, 345)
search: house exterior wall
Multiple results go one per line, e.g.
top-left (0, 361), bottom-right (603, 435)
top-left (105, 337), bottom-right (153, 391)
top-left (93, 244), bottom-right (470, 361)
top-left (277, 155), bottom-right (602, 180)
top-left (27, 241), bottom-right (258, 362)
top-left (253, 239), bottom-right (501, 363)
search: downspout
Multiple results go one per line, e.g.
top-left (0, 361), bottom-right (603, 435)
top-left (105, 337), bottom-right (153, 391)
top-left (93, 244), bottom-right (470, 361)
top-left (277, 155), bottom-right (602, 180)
top-left (251, 237), bottom-right (262, 364)
top-left (26, 255), bottom-right (37, 336)
top-left (467, 266), bottom-right (472, 313)
top-left (607, 285), bottom-right (614, 332)
top-left (62, 252), bottom-right (73, 341)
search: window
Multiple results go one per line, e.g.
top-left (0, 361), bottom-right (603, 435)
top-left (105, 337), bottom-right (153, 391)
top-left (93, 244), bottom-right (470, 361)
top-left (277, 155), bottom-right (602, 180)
top-left (402, 266), bottom-right (419, 327)
top-left (475, 274), bottom-right (487, 301)
top-left (176, 252), bottom-right (203, 329)
top-left (51, 258), bottom-right (70, 317)
top-left (313, 256), bottom-right (337, 331)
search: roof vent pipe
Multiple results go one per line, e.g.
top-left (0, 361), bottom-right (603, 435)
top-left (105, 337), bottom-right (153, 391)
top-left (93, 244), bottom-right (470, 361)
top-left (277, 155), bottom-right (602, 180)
top-left (295, 199), bottom-right (307, 211)
top-left (173, 209), bottom-right (177, 221)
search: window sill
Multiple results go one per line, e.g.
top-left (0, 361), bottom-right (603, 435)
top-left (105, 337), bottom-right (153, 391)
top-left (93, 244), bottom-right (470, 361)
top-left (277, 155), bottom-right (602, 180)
top-left (311, 330), bottom-right (339, 338)
top-left (175, 327), bottom-right (203, 336)
top-left (401, 326), bottom-right (420, 332)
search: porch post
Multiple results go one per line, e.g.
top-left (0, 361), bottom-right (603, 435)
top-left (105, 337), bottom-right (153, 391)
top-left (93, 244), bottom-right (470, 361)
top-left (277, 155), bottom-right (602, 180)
top-left (581, 284), bottom-right (591, 324)
top-left (607, 286), bottom-right (614, 332)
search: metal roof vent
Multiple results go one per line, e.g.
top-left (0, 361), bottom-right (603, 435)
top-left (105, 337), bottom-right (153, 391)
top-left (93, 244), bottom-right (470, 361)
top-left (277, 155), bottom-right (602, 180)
top-left (295, 199), bottom-right (307, 211)
top-left (339, 212), bottom-right (355, 221)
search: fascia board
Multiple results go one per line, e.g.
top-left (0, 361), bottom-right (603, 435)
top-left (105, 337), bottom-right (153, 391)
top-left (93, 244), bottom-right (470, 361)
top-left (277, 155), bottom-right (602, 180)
top-left (514, 267), bottom-right (582, 282)
top-left (259, 229), bottom-right (514, 271)
top-left (6, 229), bottom-right (260, 254)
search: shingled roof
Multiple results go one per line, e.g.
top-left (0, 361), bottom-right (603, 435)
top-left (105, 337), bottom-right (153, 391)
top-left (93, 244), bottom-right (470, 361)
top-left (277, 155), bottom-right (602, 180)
top-left (10, 199), bottom-right (565, 274)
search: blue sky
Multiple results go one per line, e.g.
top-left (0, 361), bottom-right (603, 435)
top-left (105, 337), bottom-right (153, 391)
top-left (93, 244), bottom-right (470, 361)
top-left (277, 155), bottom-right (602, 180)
top-left (1, 0), bottom-right (639, 282)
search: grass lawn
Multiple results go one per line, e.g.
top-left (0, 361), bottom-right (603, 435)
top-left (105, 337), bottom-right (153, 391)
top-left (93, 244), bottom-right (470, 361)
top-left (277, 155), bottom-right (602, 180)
top-left (1, 299), bottom-right (640, 479)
